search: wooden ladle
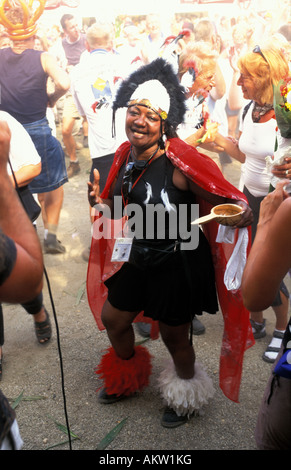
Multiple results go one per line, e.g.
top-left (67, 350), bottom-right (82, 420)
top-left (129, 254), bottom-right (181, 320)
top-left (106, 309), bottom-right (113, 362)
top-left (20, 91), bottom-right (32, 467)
top-left (191, 203), bottom-right (244, 226)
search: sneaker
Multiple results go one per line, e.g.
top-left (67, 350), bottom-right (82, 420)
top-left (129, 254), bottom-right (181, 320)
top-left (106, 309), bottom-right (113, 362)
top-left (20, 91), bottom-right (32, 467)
top-left (192, 316), bottom-right (205, 335)
top-left (44, 233), bottom-right (66, 254)
top-left (136, 322), bottom-right (151, 338)
top-left (250, 319), bottom-right (266, 339)
top-left (263, 329), bottom-right (285, 363)
top-left (67, 161), bottom-right (81, 178)
top-left (161, 407), bottom-right (188, 428)
top-left (83, 136), bottom-right (88, 148)
top-left (97, 388), bottom-right (125, 404)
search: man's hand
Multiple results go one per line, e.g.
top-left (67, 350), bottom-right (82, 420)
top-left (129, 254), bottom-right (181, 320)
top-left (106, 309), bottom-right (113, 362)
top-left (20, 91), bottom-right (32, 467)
top-left (87, 169), bottom-right (102, 207)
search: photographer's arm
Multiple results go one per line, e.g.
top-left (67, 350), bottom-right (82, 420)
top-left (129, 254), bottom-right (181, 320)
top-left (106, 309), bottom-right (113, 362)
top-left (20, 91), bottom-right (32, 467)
top-left (242, 180), bottom-right (291, 310)
top-left (0, 122), bottom-right (43, 303)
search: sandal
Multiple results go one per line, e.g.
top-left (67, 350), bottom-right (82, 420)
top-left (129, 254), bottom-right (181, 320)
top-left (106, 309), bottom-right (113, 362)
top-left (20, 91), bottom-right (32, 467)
top-left (34, 309), bottom-right (52, 344)
top-left (250, 318), bottom-right (266, 339)
top-left (262, 330), bottom-right (284, 363)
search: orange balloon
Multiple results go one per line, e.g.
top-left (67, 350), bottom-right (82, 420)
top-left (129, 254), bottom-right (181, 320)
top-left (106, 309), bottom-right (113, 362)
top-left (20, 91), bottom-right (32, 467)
top-left (0, 0), bottom-right (46, 40)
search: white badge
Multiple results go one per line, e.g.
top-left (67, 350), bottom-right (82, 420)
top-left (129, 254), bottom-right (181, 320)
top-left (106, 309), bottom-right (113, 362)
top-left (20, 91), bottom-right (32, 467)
top-left (111, 237), bottom-right (133, 262)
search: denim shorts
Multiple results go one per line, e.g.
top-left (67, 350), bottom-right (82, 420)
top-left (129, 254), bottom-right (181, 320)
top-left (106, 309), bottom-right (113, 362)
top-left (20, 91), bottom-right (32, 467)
top-left (23, 117), bottom-right (68, 193)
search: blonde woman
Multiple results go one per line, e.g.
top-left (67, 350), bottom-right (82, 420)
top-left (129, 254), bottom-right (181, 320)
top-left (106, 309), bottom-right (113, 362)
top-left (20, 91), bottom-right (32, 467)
top-left (214, 44), bottom-right (291, 363)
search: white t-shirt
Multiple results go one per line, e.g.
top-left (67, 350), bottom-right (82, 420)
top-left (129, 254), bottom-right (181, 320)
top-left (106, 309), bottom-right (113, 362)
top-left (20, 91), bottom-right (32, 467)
top-left (0, 110), bottom-right (41, 173)
top-left (239, 102), bottom-right (276, 197)
top-left (117, 43), bottom-right (144, 74)
top-left (71, 49), bottom-right (127, 159)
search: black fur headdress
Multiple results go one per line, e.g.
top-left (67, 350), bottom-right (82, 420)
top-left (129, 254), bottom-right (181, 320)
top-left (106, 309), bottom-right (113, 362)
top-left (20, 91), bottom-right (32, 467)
top-left (113, 58), bottom-right (186, 131)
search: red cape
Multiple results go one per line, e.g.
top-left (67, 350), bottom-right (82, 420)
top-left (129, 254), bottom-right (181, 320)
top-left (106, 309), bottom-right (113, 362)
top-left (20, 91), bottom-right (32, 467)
top-left (87, 138), bottom-right (254, 403)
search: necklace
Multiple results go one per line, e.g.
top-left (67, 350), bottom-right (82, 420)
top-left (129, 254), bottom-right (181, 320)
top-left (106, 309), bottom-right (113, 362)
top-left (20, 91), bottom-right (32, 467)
top-left (252, 102), bottom-right (273, 123)
top-left (121, 146), bottom-right (160, 205)
top-left (129, 145), bottom-right (160, 170)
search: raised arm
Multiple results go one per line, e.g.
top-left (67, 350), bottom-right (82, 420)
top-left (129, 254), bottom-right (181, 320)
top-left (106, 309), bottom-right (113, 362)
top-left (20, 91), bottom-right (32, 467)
top-left (41, 52), bottom-right (71, 108)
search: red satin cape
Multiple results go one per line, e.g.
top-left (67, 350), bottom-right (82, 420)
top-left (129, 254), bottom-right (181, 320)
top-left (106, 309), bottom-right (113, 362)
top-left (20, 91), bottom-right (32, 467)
top-left (87, 138), bottom-right (254, 402)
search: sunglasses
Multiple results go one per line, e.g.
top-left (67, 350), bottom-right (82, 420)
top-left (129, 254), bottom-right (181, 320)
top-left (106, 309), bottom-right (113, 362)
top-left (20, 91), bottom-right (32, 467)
top-left (253, 45), bottom-right (268, 63)
top-left (122, 161), bottom-right (136, 201)
top-left (122, 147), bottom-right (160, 202)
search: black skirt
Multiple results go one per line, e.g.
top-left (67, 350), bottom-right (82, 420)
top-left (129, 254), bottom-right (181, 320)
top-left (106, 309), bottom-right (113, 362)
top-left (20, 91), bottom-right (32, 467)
top-left (105, 230), bottom-right (218, 326)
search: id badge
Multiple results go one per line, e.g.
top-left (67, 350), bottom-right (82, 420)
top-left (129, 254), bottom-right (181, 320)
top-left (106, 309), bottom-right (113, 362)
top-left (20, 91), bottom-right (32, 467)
top-left (111, 237), bottom-right (133, 262)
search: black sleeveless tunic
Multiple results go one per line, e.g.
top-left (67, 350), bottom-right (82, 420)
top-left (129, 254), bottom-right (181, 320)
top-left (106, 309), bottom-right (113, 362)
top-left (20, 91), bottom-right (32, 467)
top-left (105, 153), bottom-right (218, 325)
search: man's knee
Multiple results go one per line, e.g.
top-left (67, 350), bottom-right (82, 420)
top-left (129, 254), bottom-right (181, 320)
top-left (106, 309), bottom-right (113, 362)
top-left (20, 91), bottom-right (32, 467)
top-left (62, 119), bottom-right (75, 137)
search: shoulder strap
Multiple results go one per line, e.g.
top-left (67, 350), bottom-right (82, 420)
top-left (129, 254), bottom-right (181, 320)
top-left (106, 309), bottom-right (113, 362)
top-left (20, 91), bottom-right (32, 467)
top-left (242, 100), bottom-right (253, 121)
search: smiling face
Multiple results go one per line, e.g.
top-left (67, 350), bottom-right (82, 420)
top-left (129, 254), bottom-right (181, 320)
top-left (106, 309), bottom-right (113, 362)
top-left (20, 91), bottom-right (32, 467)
top-left (237, 73), bottom-right (259, 102)
top-left (125, 105), bottom-right (163, 156)
top-left (189, 71), bottom-right (215, 96)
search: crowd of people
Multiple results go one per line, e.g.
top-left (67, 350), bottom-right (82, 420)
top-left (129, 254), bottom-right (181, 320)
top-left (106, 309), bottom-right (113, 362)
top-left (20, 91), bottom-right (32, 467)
top-left (0, 0), bottom-right (290, 450)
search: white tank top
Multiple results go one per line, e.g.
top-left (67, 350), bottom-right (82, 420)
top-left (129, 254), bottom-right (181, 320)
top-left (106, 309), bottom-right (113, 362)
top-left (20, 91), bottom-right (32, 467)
top-left (239, 102), bottom-right (276, 197)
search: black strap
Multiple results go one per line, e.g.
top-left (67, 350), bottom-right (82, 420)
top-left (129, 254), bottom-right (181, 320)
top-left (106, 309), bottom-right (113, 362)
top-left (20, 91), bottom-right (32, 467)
top-left (242, 100), bottom-right (253, 122)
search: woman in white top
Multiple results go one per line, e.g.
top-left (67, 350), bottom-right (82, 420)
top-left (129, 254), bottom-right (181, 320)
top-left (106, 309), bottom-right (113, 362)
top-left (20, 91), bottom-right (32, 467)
top-left (213, 44), bottom-right (291, 364)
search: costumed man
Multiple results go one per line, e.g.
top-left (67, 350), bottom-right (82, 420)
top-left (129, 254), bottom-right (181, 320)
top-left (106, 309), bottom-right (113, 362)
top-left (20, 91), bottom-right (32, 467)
top-left (87, 58), bottom-right (254, 427)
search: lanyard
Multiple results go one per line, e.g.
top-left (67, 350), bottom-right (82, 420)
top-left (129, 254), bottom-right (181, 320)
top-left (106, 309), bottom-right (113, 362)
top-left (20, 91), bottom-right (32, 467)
top-left (121, 147), bottom-right (159, 207)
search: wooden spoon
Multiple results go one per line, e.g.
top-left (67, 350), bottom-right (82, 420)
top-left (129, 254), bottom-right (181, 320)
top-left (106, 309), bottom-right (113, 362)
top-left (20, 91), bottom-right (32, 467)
top-left (191, 203), bottom-right (244, 226)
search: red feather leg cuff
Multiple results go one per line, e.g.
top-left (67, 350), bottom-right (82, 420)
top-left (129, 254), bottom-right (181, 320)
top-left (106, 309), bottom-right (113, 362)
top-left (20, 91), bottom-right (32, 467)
top-left (95, 345), bottom-right (152, 396)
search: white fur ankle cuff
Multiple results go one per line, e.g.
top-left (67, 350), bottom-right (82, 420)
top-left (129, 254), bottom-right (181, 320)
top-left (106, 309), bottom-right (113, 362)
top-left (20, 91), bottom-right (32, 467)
top-left (157, 361), bottom-right (215, 417)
